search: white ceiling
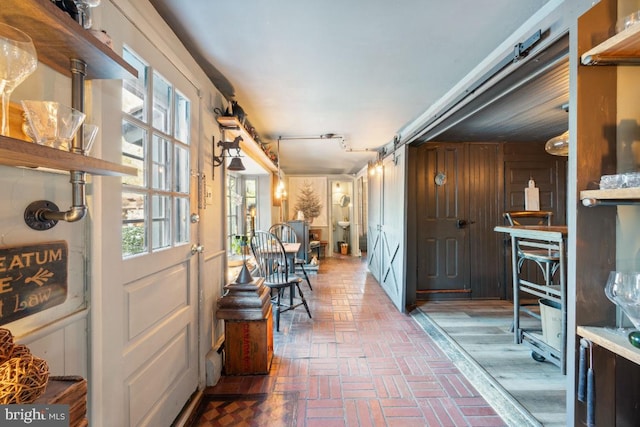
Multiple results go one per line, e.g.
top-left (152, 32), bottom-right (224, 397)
top-left (148, 0), bottom-right (554, 175)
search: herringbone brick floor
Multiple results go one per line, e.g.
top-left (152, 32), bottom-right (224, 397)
top-left (196, 255), bottom-right (507, 426)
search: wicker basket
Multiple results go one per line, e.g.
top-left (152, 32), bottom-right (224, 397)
top-left (0, 355), bottom-right (49, 404)
top-left (0, 328), bottom-right (14, 364)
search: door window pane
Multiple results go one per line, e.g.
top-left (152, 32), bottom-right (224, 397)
top-left (153, 72), bottom-right (172, 134)
top-left (174, 145), bottom-right (189, 194)
top-left (175, 197), bottom-right (190, 245)
top-left (122, 48), bottom-right (147, 120)
top-left (175, 90), bottom-right (190, 144)
top-left (152, 135), bottom-right (171, 191)
top-left (122, 192), bottom-right (147, 256)
top-left (122, 120), bottom-right (146, 187)
top-left (152, 195), bottom-right (171, 250)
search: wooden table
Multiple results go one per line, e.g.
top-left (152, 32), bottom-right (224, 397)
top-left (494, 225), bottom-right (568, 373)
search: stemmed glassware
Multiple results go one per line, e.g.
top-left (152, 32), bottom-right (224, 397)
top-left (0, 23), bottom-right (38, 137)
top-left (605, 271), bottom-right (640, 348)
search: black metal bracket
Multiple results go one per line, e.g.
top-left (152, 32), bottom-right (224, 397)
top-left (24, 200), bottom-right (60, 231)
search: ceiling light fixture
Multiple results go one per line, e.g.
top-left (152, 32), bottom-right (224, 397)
top-left (545, 130), bottom-right (569, 156)
top-left (545, 103), bottom-right (569, 157)
top-left (278, 133), bottom-right (352, 151)
top-left (212, 135), bottom-right (245, 177)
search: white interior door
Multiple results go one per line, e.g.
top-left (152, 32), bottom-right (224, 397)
top-left (98, 16), bottom-right (200, 426)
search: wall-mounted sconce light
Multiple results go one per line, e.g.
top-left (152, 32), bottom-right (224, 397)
top-left (368, 150), bottom-right (384, 176)
top-left (212, 135), bottom-right (245, 177)
top-left (368, 159), bottom-right (383, 176)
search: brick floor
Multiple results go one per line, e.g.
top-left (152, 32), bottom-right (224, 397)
top-left (201, 255), bottom-right (507, 427)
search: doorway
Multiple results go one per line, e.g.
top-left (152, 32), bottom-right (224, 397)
top-left (410, 141), bottom-right (567, 302)
top-left (331, 180), bottom-right (353, 255)
top-left (413, 142), bottom-right (503, 300)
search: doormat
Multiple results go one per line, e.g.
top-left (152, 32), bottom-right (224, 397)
top-left (190, 391), bottom-right (298, 427)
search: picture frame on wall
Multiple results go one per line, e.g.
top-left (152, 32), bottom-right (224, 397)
top-left (288, 177), bottom-right (328, 226)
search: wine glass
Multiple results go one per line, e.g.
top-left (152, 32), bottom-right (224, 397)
top-left (605, 271), bottom-right (640, 348)
top-left (0, 23), bottom-right (38, 137)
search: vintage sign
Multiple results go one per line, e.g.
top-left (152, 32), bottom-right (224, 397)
top-left (0, 241), bottom-right (68, 325)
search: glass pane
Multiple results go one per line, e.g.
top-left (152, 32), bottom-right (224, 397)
top-left (175, 90), bottom-right (190, 144)
top-left (122, 192), bottom-right (147, 257)
top-left (174, 145), bottom-right (190, 193)
top-left (175, 197), bottom-right (190, 245)
top-left (245, 179), bottom-right (256, 198)
top-left (153, 71), bottom-right (172, 134)
top-left (122, 47), bottom-right (147, 120)
top-left (152, 134), bottom-right (171, 191)
top-left (122, 120), bottom-right (146, 187)
top-left (152, 195), bottom-right (171, 250)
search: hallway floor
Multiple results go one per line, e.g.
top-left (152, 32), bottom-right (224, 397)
top-left (192, 256), bottom-right (526, 426)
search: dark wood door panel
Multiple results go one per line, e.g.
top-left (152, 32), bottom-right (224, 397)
top-left (468, 143), bottom-right (503, 299)
top-left (416, 143), bottom-right (469, 296)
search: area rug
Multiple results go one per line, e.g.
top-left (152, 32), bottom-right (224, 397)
top-left (190, 391), bottom-right (298, 427)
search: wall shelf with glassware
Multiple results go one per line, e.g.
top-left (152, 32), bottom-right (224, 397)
top-left (216, 116), bottom-right (278, 173)
top-left (1, 0), bottom-right (137, 79)
top-left (577, 326), bottom-right (640, 366)
top-left (580, 188), bottom-right (640, 206)
top-left (574, 2), bottom-right (640, 424)
top-left (0, 134), bottom-right (136, 176)
top-left (581, 20), bottom-right (640, 65)
top-left (1, 0), bottom-right (138, 229)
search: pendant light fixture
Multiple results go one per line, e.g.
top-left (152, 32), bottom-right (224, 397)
top-left (545, 130), bottom-right (569, 156)
top-left (545, 103), bottom-right (569, 157)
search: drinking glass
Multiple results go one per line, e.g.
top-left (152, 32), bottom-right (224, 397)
top-left (605, 271), bottom-right (640, 348)
top-left (21, 100), bottom-right (86, 151)
top-left (82, 123), bottom-right (99, 155)
top-left (73, 0), bottom-right (101, 29)
top-left (0, 24), bottom-right (38, 137)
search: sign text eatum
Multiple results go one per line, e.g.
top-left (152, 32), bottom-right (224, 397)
top-left (0, 241), bottom-right (68, 325)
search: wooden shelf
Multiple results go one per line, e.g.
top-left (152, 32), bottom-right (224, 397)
top-left (580, 188), bottom-right (640, 206)
top-left (1, 0), bottom-right (137, 79)
top-left (581, 21), bottom-right (640, 65)
top-left (216, 116), bottom-right (278, 173)
top-left (0, 135), bottom-right (136, 176)
top-left (578, 326), bottom-right (640, 366)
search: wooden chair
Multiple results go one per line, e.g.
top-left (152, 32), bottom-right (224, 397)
top-left (269, 223), bottom-right (313, 290)
top-left (250, 231), bottom-right (312, 331)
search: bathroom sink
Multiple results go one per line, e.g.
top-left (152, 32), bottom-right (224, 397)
top-left (337, 221), bottom-right (350, 229)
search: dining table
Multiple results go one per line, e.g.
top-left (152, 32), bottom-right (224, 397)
top-left (282, 242), bottom-right (300, 273)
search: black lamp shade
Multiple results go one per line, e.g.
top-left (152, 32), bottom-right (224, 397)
top-left (228, 157), bottom-right (246, 171)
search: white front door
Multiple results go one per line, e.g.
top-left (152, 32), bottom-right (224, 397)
top-left (98, 22), bottom-right (200, 426)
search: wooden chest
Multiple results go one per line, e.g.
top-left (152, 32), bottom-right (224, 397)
top-left (224, 309), bottom-right (274, 375)
top-left (35, 376), bottom-right (87, 427)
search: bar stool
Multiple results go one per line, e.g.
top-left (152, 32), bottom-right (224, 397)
top-left (503, 211), bottom-right (561, 287)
